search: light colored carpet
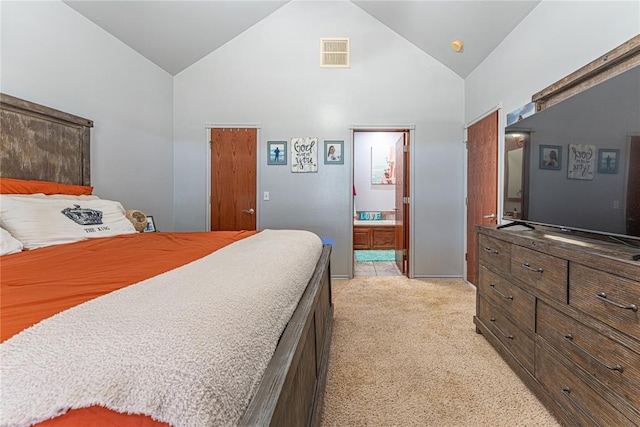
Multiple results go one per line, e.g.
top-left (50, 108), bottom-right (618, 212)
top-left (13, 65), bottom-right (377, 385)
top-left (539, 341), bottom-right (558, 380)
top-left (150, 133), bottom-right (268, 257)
top-left (321, 277), bottom-right (560, 427)
top-left (355, 250), bottom-right (395, 262)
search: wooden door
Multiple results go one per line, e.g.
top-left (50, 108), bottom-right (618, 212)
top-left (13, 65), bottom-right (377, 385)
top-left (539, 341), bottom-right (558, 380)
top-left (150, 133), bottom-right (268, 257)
top-left (210, 128), bottom-right (257, 231)
top-left (466, 111), bottom-right (498, 286)
top-left (395, 132), bottom-right (409, 275)
top-left (626, 136), bottom-right (640, 236)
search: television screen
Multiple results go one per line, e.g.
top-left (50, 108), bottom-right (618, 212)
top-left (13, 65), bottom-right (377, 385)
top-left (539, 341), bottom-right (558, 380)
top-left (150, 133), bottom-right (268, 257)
top-left (504, 64), bottom-right (640, 243)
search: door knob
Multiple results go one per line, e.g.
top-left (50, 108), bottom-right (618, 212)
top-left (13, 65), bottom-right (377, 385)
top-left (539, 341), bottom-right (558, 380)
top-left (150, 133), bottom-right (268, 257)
top-left (483, 213), bottom-right (497, 220)
top-left (242, 208), bottom-right (255, 215)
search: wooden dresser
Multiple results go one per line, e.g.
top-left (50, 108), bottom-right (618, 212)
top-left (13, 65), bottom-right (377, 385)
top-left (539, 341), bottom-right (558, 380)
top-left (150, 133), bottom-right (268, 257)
top-left (474, 225), bottom-right (640, 426)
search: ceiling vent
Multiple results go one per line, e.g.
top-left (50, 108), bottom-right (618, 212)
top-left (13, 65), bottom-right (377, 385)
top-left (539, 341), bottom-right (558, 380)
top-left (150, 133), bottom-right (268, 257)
top-left (320, 38), bottom-right (350, 68)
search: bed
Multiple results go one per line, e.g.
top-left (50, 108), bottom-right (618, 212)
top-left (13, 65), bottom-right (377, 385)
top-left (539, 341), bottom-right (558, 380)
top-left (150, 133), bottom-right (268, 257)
top-left (0, 93), bottom-right (333, 427)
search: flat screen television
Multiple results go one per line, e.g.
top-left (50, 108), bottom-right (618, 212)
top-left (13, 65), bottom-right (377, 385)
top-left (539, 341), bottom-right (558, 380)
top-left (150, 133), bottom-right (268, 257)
top-left (503, 64), bottom-right (640, 247)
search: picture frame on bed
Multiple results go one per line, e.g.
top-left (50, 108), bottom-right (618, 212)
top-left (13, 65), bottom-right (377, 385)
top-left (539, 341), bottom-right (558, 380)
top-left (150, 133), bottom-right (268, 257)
top-left (144, 216), bottom-right (157, 232)
top-left (267, 141), bottom-right (287, 165)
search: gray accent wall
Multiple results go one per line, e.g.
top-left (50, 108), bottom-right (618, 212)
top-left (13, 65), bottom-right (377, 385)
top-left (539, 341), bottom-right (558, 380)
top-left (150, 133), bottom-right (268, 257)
top-left (174, 1), bottom-right (465, 278)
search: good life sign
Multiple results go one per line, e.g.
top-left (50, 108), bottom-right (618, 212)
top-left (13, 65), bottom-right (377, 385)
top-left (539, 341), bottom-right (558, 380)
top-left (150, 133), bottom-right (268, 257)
top-left (567, 144), bottom-right (596, 180)
top-left (291, 137), bottom-right (318, 173)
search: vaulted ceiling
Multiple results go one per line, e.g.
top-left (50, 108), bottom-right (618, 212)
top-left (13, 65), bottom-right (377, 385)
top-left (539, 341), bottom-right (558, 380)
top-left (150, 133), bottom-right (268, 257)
top-left (63, 0), bottom-right (540, 77)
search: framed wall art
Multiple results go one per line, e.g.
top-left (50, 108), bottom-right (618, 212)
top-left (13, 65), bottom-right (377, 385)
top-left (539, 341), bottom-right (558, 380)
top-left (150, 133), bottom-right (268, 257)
top-left (597, 148), bottom-right (619, 174)
top-left (539, 145), bottom-right (561, 170)
top-left (324, 140), bottom-right (344, 164)
top-left (371, 145), bottom-right (395, 184)
top-left (506, 101), bottom-right (535, 127)
top-left (567, 143), bottom-right (596, 180)
top-left (267, 141), bottom-right (287, 165)
top-left (291, 137), bottom-right (318, 172)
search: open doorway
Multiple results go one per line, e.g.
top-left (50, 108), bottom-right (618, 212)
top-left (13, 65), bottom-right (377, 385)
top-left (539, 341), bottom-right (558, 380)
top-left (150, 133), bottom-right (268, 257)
top-left (353, 129), bottom-right (410, 277)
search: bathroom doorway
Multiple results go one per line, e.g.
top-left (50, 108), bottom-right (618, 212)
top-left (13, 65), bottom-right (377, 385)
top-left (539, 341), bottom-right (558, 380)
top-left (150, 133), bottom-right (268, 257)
top-left (352, 129), bottom-right (410, 277)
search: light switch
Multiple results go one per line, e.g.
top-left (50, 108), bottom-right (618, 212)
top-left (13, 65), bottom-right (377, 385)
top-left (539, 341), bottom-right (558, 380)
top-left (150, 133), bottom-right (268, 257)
top-left (264, 191), bottom-right (270, 201)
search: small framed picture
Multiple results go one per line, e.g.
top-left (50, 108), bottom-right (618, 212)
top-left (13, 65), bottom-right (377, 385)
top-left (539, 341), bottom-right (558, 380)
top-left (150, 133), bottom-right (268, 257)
top-left (267, 141), bottom-right (287, 165)
top-left (539, 145), bottom-right (562, 170)
top-left (324, 140), bottom-right (344, 164)
top-left (144, 216), bottom-right (157, 232)
top-left (597, 149), bottom-right (619, 174)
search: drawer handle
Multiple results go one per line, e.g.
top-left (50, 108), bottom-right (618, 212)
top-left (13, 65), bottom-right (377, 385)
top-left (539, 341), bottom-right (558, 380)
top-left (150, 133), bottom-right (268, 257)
top-left (489, 283), bottom-right (513, 300)
top-left (521, 262), bottom-right (544, 273)
top-left (564, 334), bottom-right (623, 372)
top-left (597, 292), bottom-right (638, 312)
top-left (489, 317), bottom-right (514, 340)
top-left (562, 387), bottom-right (602, 427)
top-left (483, 247), bottom-right (499, 255)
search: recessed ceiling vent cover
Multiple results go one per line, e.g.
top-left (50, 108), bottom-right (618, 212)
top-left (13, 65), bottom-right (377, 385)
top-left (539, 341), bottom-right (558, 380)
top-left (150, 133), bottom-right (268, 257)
top-left (320, 38), bottom-right (350, 68)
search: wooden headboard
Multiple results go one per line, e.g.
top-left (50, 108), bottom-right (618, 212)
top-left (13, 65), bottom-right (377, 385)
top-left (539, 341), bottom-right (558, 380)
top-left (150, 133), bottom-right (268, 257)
top-left (0, 93), bottom-right (94, 186)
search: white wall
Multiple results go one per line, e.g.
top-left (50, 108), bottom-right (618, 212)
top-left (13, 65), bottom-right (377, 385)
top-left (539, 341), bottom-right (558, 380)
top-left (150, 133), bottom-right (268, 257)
top-left (465, 0), bottom-right (639, 268)
top-left (0, 1), bottom-right (175, 230)
top-left (6, 1), bottom-right (630, 278)
top-left (353, 132), bottom-right (400, 215)
top-left (466, 0), bottom-right (639, 130)
top-left (174, 0), bottom-right (465, 278)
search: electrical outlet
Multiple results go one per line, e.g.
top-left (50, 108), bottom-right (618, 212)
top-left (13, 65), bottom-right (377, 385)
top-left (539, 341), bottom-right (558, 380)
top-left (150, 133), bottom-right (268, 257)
top-left (264, 191), bottom-right (270, 201)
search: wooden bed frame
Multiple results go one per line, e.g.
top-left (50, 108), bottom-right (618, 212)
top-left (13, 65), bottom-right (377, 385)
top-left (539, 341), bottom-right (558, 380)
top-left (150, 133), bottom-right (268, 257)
top-left (0, 93), bottom-right (334, 427)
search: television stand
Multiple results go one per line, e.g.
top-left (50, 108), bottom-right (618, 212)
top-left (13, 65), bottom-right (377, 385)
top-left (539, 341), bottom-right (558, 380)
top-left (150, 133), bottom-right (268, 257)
top-left (497, 221), bottom-right (535, 230)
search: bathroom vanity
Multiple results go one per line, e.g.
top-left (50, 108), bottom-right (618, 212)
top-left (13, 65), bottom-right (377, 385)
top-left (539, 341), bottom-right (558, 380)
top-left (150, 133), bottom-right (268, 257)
top-left (353, 220), bottom-right (395, 250)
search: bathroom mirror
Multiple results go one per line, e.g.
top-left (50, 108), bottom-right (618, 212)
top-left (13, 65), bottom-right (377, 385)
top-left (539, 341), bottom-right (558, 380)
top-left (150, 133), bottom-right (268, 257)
top-left (507, 147), bottom-right (523, 199)
top-left (503, 131), bottom-right (530, 218)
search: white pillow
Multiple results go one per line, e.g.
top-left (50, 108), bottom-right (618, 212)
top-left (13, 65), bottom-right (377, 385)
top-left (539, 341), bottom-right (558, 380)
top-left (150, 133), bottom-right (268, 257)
top-left (0, 227), bottom-right (23, 255)
top-left (0, 195), bottom-right (137, 250)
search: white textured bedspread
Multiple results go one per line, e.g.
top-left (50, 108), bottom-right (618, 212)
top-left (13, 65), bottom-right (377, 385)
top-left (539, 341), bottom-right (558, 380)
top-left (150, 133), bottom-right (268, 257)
top-left (0, 229), bottom-right (323, 427)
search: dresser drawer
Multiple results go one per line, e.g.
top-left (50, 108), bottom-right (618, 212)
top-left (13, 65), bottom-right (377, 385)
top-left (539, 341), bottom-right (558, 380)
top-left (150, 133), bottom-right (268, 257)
top-left (536, 344), bottom-right (638, 426)
top-left (477, 295), bottom-right (534, 372)
top-left (537, 300), bottom-right (640, 410)
top-left (478, 265), bottom-right (535, 334)
top-left (569, 263), bottom-right (640, 342)
top-left (478, 234), bottom-right (511, 273)
top-left (511, 245), bottom-right (567, 303)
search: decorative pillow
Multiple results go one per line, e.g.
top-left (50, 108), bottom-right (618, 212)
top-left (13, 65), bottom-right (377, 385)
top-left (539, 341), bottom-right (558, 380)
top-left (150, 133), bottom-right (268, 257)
top-left (0, 227), bottom-right (23, 255)
top-left (0, 178), bottom-right (93, 195)
top-left (0, 195), bottom-right (136, 250)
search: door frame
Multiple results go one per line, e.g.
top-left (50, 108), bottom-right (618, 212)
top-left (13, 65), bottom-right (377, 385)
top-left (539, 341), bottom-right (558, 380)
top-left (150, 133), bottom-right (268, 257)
top-left (463, 105), bottom-right (504, 283)
top-left (205, 124), bottom-right (262, 232)
top-left (350, 125), bottom-right (416, 279)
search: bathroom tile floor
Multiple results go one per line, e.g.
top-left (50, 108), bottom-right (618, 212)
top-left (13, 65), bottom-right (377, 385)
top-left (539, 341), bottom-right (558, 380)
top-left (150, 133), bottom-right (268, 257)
top-left (353, 259), bottom-right (402, 277)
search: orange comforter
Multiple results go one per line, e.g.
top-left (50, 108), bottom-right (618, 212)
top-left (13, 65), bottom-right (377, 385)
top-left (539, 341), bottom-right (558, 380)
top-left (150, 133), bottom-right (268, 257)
top-left (1, 230), bottom-right (256, 426)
